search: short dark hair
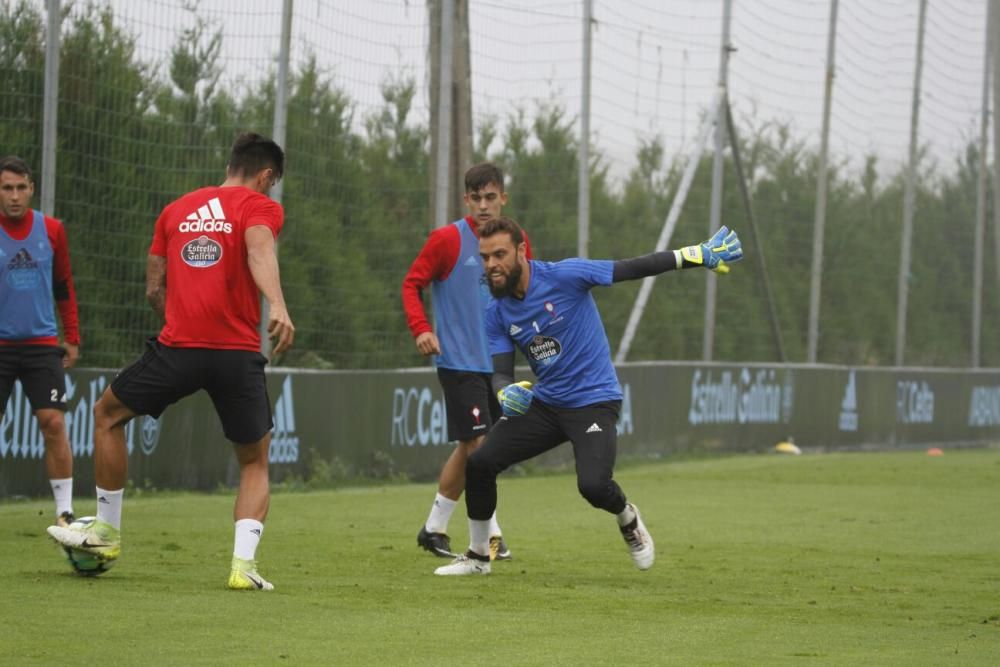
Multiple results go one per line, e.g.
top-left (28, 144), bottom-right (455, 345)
top-left (227, 132), bottom-right (285, 181)
top-left (464, 162), bottom-right (504, 193)
top-left (479, 216), bottom-right (524, 247)
top-left (0, 156), bottom-right (33, 181)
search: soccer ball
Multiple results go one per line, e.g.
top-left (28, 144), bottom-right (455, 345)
top-left (62, 516), bottom-right (115, 577)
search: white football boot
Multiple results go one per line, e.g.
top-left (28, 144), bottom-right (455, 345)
top-left (47, 518), bottom-right (121, 562)
top-left (620, 503), bottom-right (654, 570)
top-left (434, 551), bottom-right (491, 576)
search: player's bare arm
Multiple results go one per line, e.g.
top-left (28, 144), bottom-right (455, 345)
top-left (246, 224), bottom-right (294, 356)
top-left (145, 254), bottom-right (167, 319)
top-left (62, 342), bottom-right (79, 368)
top-left (415, 331), bottom-right (441, 356)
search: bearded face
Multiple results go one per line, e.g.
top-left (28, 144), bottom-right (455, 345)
top-left (480, 232), bottom-right (526, 299)
top-left (487, 256), bottom-right (523, 298)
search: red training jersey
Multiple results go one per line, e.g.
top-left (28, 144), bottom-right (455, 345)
top-left (402, 217), bottom-right (533, 338)
top-left (0, 210), bottom-right (80, 346)
top-left (150, 186), bottom-right (283, 351)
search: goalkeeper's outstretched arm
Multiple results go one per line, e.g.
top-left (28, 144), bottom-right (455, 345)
top-left (612, 250), bottom-right (678, 282)
top-left (612, 226), bottom-right (744, 282)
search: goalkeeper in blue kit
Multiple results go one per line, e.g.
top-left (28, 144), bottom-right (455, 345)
top-left (434, 217), bottom-right (743, 575)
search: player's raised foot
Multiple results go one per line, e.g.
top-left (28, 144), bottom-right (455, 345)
top-left (55, 511), bottom-right (75, 529)
top-left (620, 503), bottom-right (654, 571)
top-left (489, 535), bottom-right (512, 561)
top-left (417, 526), bottom-right (456, 558)
top-left (434, 551), bottom-right (491, 576)
top-left (47, 518), bottom-right (120, 562)
top-left (227, 557), bottom-right (274, 591)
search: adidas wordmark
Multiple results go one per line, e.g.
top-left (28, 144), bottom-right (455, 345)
top-left (179, 197), bottom-right (233, 234)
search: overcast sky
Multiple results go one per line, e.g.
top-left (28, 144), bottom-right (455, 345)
top-left (70, 0), bottom-right (990, 181)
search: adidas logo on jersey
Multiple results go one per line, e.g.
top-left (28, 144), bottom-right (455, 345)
top-left (509, 324), bottom-right (522, 335)
top-left (7, 248), bottom-right (37, 270)
top-left (179, 197), bottom-right (233, 234)
top-left (585, 423), bottom-right (602, 433)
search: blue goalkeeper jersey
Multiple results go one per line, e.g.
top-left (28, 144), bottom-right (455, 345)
top-left (485, 258), bottom-right (622, 408)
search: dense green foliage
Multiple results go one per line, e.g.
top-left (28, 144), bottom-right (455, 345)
top-left (2, 2), bottom-right (997, 369)
top-left (3, 449), bottom-right (999, 664)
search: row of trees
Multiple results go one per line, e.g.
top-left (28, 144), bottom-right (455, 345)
top-left (2, 2), bottom-right (997, 369)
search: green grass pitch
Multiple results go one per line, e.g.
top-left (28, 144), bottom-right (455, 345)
top-left (2, 448), bottom-right (998, 665)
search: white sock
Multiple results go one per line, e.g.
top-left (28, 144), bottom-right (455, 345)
top-left (469, 518), bottom-right (491, 558)
top-left (425, 493), bottom-right (458, 534)
top-left (50, 477), bottom-right (73, 517)
top-left (488, 511), bottom-right (501, 538)
top-left (95, 487), bottom-right (123, 530)
top-left (616, 503), bottom-right (636, 528)
top-left (233, 519), bottom-right (264, 561)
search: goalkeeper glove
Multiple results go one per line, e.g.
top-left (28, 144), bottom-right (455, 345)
top-left (679, 226), bottom-right (744, 274)
top-left (498, 381), bottom-right (534, 417)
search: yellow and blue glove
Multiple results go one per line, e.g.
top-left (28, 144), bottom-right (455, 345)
top-left (498, 381), bottom-right (534, 417)
top-left (679, 226), bottom-right (743, 274)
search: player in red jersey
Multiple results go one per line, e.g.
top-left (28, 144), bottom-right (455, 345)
top-left (0, 156), bottom-right (81, 529)
top-left (402, 163), bottom-right (531, 561)
top-left (48, 133), bottom-right (294, 591)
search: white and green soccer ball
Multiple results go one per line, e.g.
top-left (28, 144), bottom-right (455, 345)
top-left (62, 516), bottom-right (115, 577)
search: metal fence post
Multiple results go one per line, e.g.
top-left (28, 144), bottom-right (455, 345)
top-left (972, 0), bottom-right (992, 368)
top-left (432, 0), bottom-right (454, 229)
top-left (993, 0), bottom-right (1000, 292)
top-left (578, 0), bottom-right (593, 258)
top-left (895, 0), bottom-right (928, 367)
top-left (807, 0), bottom-right (839, 364)
top-left (704, 0), bottom-right (733, 361)
top-left (262, 0), bottom-right (293, 357)
top-left (41, 0), bottom-right (61, 216)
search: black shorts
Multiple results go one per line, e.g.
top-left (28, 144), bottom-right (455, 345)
top-left (437, 368), bottom-right (501, 442)
top-left (0, 345), bottom-right (68, 412)
top-left (111, 338), bottom-right (272, 444)
top-left (481, 399), bottom-right (623, 471)
top-left (465, 399), bottom-right (627, 518)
